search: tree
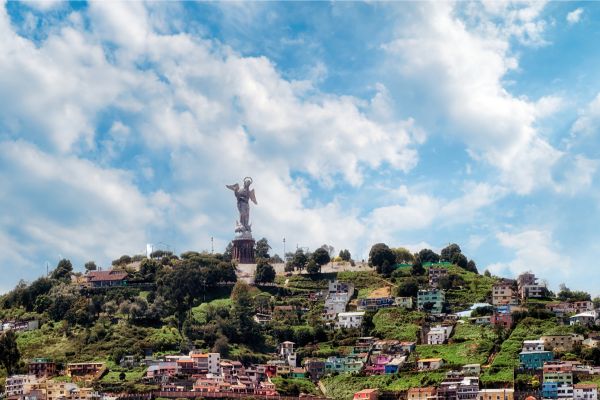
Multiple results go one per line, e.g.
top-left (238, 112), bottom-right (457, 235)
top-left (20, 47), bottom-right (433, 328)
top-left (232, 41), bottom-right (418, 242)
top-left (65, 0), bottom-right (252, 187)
top-left (231, 281), bottom-right (261, 346)
top-left (0, 330), bottom-right (20, 374)
top-left (51, 259), bottom-right (73, 282)
top-left (339, 249), bottom-right (351, 262)
top-left (452, 253), bottom-right (469, 270)
top-left (292, 249), bottom-right (308, 271)
top-left (380, 260), bottom-right (394, 277)
top-left (396, 278), bottom-right (419, 297)
top-left (369, 243), bottom-right (396, 273)
top-left (411, 259), bottom-right (425, 276)
top-left (306, 259), bottom-right (320, 275)
top-left (320, 244), bottom-right (335, 257)
top-left (223, 242), bottom-right (233, 262)
top-left (393, 247), bottom-right (414, 264)
top-left (84, 261), bottom-right (97, 272)
top-left (255, 260), bottom-right (276, 283)
top-left (418, 249), bottom-right (440, 263)
top-left (255, 238), bottom-right (271, 259)
top-left (119, 371), bottom-right (126, 381)
top-left (271, 254), bottom-right (283, 263)
top-left (312, 248), bottom-right (331, 268)
top-left (466, 259), bottom-right (478, 274)
top-left (440, 243), bottom-right (462, 262)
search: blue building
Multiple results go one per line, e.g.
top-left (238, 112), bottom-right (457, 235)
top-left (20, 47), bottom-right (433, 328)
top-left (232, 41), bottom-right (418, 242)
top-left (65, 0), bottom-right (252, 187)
top-left (542, 382), bottom-right (558, 399)
top-left (519, 351), bottom-right (553, 369)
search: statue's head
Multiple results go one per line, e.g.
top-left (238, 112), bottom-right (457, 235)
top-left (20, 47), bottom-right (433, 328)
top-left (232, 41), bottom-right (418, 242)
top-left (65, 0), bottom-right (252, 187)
top-left (243, 176), bottom-right (253, 188)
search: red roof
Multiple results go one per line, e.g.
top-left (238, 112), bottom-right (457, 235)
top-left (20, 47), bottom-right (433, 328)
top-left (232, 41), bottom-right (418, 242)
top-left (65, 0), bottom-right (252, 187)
top-left (87, 270), bottom-right (127, 282)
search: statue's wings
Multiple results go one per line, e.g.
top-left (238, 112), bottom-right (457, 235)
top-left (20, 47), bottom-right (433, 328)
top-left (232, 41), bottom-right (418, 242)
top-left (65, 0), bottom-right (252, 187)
top-left (226, 183), bottom-right (240, 192)
top-left (249, 189), bottom-right (257, 204)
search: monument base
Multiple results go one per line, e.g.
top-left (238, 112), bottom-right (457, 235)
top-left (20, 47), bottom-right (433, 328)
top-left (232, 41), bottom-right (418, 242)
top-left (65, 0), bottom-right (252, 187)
top-left (232, 236), bottom-right (255, 264)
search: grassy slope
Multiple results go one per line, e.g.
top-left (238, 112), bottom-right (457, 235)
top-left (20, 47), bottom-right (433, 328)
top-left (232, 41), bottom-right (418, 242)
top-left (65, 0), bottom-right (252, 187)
top-left (416, 323), bottom-right (496, 365)
top-left (372, 308), bottom-right (425, 341)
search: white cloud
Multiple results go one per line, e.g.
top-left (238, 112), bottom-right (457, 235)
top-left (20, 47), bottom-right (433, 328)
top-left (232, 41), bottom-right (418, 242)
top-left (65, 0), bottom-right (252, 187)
top-left (487, 229), bottom-right (570, 285)
top-left (566, 8), bottom-right (584, 25)
top-left (383, 2), bottom-right (566, 194)
top-left (571, 93), bottom-right (600, 137)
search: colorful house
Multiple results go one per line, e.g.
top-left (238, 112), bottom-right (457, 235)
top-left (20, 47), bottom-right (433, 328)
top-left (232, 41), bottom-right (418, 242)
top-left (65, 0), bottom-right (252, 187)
top-left (519, 351), bottom-right (553, 370)
top-left (354, 389), bottom-right (379, 400)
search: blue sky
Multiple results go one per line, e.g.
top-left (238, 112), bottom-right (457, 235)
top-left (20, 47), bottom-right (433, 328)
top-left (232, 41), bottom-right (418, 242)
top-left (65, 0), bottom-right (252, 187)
top-left (1, 1), bottom-right (600, 295)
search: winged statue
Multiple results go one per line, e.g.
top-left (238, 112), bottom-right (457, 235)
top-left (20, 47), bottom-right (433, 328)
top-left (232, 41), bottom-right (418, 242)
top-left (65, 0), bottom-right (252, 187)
top-left (226, 177), bottom-right (257, 234)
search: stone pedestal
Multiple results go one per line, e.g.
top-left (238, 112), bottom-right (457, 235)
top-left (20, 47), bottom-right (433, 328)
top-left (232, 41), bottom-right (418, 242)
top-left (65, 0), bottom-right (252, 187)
top-left (232, 237), bottom-right (255, 264)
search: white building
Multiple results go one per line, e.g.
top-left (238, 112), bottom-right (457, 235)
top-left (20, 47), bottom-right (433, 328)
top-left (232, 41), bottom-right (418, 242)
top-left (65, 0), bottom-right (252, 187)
top-left (337, 311), bottom-right (365, 329)
top-left (4, 375), bottom-right (38, 397)
top-left (574, 383), bottom-right (598, 400)
top-left (427, 325), bottom-right (453, 345)
top-left (523, 340), bottom-right (545, 352)
top-left (570, 311), bottom-right (597, 326)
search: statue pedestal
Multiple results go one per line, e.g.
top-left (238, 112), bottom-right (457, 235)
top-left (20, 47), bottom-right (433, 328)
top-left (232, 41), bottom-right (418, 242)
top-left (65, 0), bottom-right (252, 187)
top-left (232, 236), bottom-right (255, 264)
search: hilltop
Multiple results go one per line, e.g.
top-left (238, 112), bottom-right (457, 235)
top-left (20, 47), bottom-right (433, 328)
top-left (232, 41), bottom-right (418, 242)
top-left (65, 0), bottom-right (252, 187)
top-left (1, 242), bottom-right (599, 400)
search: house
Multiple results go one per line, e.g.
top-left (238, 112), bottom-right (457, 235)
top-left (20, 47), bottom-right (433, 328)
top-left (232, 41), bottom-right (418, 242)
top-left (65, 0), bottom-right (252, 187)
top-left (429, 266), bottom-right (449, 287)
top-left (357, 297), bottom-right (395, 312)
top-left (543, 381), bottom-right (559, 399)
top-left (29, 381), bottom-right (97, 400)
top-left (491, 312), bottom-right (513, 329)
top-left (85, 270), bottom-right (128, 288)
top-left (290, 367), bottom-right (306, 379)
top-left (324, 281), bottom-right (354, 321)
top-left (462, 364), bottom-right (481, 376)
top-left (472, 316), bottom-right (491, 325)
top-left (4, 374), bottom-right (38, 397)
top-left (407, 387), bottom-right (437, 400)
top-left (395, 297), bottom-right (413, 309)
top-left (28, 358), bottom-right (57, 378)
top-left (523, 340), bottom-right (545, 352)
top-left (517, 272), bottom-right (547, 301)
top-left (574, 383), bottom-right (598, 400)
top-left (337, 311), bottom-right (365, 329)
top-left (417, 358), bottom-right (444, 370)
top-left (278, 341), bottom-right (295, 357)
top-left (478, 389), bottom-right (514, 400)
top-left (417, 289), bottom-right (445, 314)
top-left (146, 362), bottom-right (178, 381)
top-left (519, 350), bottom-right (553, 369)
top-left (325, 356), bottom-right (363, 374)
top-left (492, 280), bottom-right (517, 306)
top-left (437, 376), bottom-right (479, 400)
top-left (66, 362), bottom-right (105, 378)
top-left (190, 352), bottom-right (220, 374)
top-left (304, 359), bottom-right (326, 380)
top-left (353, 388), bottom-right (379, 400)
top-left (541, 334), bottom-right (584, 352)
top-left (0, 319), bottom-right (40, 333)
top-left (427, 325), bottom-right (453, 345)
top-left (384, 357), bottom-right (405, 374)
top-left (571, 312), bottom-right (597, 326)
top-left (543, 362), bottom-right (573, 399)
top-left (354, 337), bottom-right (377, 353)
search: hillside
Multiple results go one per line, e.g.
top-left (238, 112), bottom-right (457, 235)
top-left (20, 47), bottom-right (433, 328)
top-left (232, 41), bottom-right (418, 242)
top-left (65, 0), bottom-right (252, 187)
top-left (0, 243), bottom-right (598, 400)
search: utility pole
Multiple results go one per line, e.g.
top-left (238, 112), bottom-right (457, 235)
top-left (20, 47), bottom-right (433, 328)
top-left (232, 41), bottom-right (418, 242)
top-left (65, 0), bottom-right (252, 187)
top-left (211, 237), bottom-right (214, 254)
top-left (283, 237), bottom-right (286, 261)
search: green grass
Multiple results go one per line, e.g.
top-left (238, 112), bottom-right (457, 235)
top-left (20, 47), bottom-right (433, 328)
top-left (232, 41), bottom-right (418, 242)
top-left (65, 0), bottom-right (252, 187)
top-left (414, 323), bottom-right (496, 368)
top-left (272, 377), bottom-right (319, 396)
top-left (440, 265), bottom-right (497, 312)
top-left (371, 308), bottom-right (425, 341)
top-left (322, 372), bottom-right (445, 400)
top-left (481, 317), bottom-right (557, 385)
top-left (191, 298), bottom-right (232, 324)
top-left (100, 368), bottom-right (146, 383)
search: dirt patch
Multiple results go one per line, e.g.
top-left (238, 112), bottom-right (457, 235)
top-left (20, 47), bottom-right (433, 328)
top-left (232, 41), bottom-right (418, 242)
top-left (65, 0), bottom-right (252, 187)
top-left (368, 286), bottom-right (391, 298)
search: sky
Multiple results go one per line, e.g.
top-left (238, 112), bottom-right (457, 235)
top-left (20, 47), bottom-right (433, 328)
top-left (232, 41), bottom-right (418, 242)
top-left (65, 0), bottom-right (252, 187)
top-left (1, 1), bottom-right (600, 295)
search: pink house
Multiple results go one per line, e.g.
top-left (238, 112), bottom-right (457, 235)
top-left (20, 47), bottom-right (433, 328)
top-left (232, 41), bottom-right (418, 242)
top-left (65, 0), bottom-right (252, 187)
top-left (491, 312), bottom-right (513, 329)
top-left (365, 355), bottom-right (392, 375)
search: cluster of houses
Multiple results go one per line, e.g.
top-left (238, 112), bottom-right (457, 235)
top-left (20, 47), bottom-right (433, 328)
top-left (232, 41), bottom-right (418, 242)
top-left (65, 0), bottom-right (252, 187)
top-left (4, 360), bottom-right (107, 400)
top-left (0, 319), bottom-right (39, 333)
